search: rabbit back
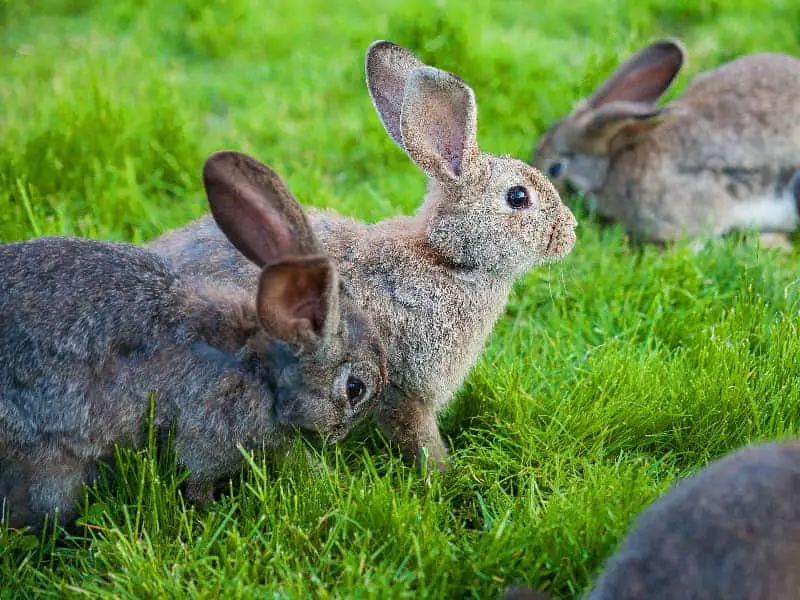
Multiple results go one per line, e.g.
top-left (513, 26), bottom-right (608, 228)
top-left (148, 215), bottom-right (260, 291)
top-left (0, 237), bottom-right (194, 527)
top-left (588, 440), bottom-right (800, 600)
top-left (0, 237), bottom-right (186, 444)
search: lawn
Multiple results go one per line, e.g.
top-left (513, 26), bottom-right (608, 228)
top-left (2, 0), bottom-right (800, 597)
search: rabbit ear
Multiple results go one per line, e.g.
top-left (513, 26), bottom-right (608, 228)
top-left (203, 151), bottom-right (319, 268)
top-left (574, 100), bottom-right (670, 154)
top-left (365, 40), bottom-right (426, 148)
top-left (256, 255), bottom-right (340, 348)
top-left (400, 66), bottom-right (480, 183)
top-left (587, 39), bottom-right (685, 107)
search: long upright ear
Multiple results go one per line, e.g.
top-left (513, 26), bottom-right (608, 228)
top-left (203, 151), bottom-right (319, 268)
top-left (365, 40), bottom-right (426, 148)
top-left (256, 255), bottom-right (339, 348)
top-left (587, 39), bottom-right (686, 107)
top-left (400, 66), bottom-right (480, 183)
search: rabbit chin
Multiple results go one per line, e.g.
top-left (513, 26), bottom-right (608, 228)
top-left (294, 424), bottom-right (347, 447)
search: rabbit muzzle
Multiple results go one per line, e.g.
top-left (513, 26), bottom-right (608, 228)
top-left (544, 208), bottom-right (578, 259)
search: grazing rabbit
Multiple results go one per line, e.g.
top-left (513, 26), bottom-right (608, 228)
top-left (505, 439), bottom-right (800, 600)
top-left (150, 41), bottom-right (578, 469)
top-left (531, 40), bottom-right (800, 246)
top-left (0, 153), bottom-right (387, 530)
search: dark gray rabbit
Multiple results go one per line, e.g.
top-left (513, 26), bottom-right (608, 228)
top-left (0, 153), bottom-right (387, 530)
top-left (505, 440), bottom-right (800, 600)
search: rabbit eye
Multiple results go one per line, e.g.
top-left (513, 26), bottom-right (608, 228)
top-left (346, 376), bottom-right (366, 402)
top-left (547, 161), bottom-right (566, 179)
top-left (506, 185), bottom-right (530, 210)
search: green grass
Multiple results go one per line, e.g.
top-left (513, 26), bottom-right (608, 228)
top-left (2, 0), bottom-right (800, 597)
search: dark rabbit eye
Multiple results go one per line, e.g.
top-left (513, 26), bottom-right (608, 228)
top-left (506, 185), bottom-right (530, 209)
top-left (547, 161), bottom-right (566, 179)
top-left (346, 376), bottom-right (366, 402)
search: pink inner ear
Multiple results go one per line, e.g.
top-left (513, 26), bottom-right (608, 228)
top-left (428, 112), bottom-right (464, 177)
top-left (258, 257), bottom-right (334, 344)
top-left (430, 124), bottom-right (461, 176)
top-left (402, 66), bottom-right (478, 182)
top-left (447, 127), bottom-right (463, 176)
top-left (290, 297), bottom-right (324, 335)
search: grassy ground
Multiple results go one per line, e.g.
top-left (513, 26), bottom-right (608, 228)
top-left (2, 0), bottom-right (800, 597)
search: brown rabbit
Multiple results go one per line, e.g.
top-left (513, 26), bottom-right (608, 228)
top-left (0, 153), bottom-right (387, 530)
top-left (150, 41), bottom-right (577, 470)
top-left (532, 40), bottom-right (800, 246)
top-left (505, 440), bottom-right (800, 600)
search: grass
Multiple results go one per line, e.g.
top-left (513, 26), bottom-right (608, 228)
top-left (2, 0), bottom-right (800, 597)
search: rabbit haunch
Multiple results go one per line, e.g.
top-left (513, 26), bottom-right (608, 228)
top-left (150, 41), bottom-right (577, 468)
top-left (533, 40), bottom-right (800, 244)
top-left (0, 153), bottom-right (387, 530)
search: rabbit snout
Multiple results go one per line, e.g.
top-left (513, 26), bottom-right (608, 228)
top-left (544, 206), bottom-right (578, 259)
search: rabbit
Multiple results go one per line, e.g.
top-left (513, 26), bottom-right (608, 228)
top-left (531, 39), bottom-right (800, 246)
top-left (149, 40), bottom-right (578, 470)
top-left (504, 439), bottom-right (800, 600)
top-left (0, 152), bottom-right (388, 531)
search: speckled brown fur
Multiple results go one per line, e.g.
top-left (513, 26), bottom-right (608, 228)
top-left (533, 40), bottom-right (800, 244)
top-left (151, 41), bottom-right (577, 469)
top-left (505, 440), bottom-right (800, 600)
top-left (0, 154), bottom-right (387, 530)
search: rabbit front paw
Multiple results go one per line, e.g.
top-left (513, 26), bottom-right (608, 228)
top-left (374, 390), bottom-right (450, 471)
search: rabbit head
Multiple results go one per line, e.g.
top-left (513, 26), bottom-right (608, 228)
top-left (203, 152), bottom-right (388, 442)
top-left (531, 40), bottom-right (685, 197)
top-left (366, 41), bottom-right (577, 278)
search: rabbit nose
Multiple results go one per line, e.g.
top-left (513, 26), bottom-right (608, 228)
top-left (562, 207), bottom-right (578, 229)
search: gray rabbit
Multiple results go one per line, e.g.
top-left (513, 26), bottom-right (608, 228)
top-left (0, 152), bottom-right (387, 530)
top-left (505, 440), bottom-right (800, 600)
top-left (532, 40), bottom-right (800, 246)
top-left (150, 41), bottom-right (578, 470)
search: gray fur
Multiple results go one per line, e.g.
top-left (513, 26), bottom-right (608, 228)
top-left (0, 155), bottom-right (387, 530)
top-left (506, 440), bottom-right (800, 600)
top-left (533, 40), bottom-right (800, 245)
top-left (150, 41), bottom-right (577, 469)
